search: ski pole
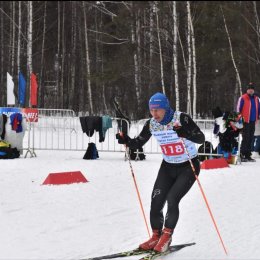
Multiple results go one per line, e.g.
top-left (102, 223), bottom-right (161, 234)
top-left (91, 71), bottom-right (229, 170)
top-left (180, 138), bottom-right (228, 256)
top-left (120, 132), bottom-right (151, 238)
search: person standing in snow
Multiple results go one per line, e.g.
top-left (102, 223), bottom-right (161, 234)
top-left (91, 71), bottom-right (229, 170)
top-left (116, 92), bottom-right (205, 253)
top-left (237, 83), bottom-right (260, 162)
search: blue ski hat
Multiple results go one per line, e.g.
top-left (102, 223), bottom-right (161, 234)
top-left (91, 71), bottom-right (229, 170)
top-left (149, 92), bottom-right (174, 125)
top-left (149, 92), bottom-right (170, 110)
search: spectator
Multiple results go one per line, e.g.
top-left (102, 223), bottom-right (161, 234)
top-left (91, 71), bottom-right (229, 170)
top-left (237, 83), bottom-right (260, 162)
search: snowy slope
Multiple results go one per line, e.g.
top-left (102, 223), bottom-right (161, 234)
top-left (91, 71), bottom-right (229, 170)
top-left (1, 150), bottom-right (260, 260)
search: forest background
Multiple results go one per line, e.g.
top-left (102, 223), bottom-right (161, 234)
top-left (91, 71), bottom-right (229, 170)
top-left (0, 1), bottom-right (259, 120)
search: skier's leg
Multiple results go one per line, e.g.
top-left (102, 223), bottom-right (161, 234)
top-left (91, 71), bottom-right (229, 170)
top-left (150, 161), bottom-right (176, 230)
top-left (139, 161), bottom-right (175, 250)
top-left (164, 158), bottom-right (200, 229)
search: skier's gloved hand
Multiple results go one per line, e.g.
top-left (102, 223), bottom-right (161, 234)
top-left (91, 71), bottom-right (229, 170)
top-left (116, 133), bottom-right (130, 145)
top-left (173, 120), bottom-right (182, 130)
top-left (174, 122), bottom-right (193, 140)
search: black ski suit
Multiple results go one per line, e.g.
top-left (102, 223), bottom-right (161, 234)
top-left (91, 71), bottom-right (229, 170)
top-left (127, 112), bottom-right (205, 230)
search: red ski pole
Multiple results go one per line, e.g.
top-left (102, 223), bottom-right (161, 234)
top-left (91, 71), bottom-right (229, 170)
top-left (181, 138), bottom-right (228, 256)
top-left (120, 132), bottom-right (151, 238)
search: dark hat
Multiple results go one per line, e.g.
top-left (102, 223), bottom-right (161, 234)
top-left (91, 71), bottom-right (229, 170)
top-left (247, 82), bottom-right (255, 89)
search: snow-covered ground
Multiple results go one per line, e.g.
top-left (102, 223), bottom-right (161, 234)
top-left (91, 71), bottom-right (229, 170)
top-left (1, 150), bottom-right (260, 260)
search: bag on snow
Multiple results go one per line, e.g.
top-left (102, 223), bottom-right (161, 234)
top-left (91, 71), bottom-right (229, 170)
top-left (83, 142), bottom-right (99, 160)
top-left (0, 147), bottom-right (20, 159)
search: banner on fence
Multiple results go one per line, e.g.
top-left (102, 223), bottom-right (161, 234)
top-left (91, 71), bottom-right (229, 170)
top-left (22, 108), bottom-right (38, 122)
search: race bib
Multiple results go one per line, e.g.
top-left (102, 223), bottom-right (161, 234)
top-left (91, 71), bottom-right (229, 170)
top-left (161, 142), bottom-right (185, 156)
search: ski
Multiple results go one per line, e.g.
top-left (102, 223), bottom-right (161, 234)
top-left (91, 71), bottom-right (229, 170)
top-left (139, 242), bottom-right (196, 260)
top-left (83, 243), bottom-right (195, 260)
top-left (83, 248), bottom-right (151, 260)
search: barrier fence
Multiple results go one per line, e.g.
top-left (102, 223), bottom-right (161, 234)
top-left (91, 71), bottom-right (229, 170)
top-left (19, 112), bottom-right (240, 162)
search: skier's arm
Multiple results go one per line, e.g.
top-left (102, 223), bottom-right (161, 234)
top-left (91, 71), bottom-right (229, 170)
top-left (174, 113), bottom-right (205, 144)
top-left (116, 120), bottom-right (152, 149)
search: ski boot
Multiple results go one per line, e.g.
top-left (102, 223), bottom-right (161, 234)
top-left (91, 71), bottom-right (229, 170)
top-left (153, 227), bottom-right (173, 253)
top-left (139, 229), bottom-right (161, 250)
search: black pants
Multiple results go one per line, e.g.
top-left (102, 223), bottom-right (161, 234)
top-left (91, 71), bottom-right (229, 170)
top-left (241, 122), bottom-right (255, 157)
top-left (150, 158), bottom-right (200, 230)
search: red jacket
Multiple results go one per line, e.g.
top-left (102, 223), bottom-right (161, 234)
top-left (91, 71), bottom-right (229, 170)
top-left (237, 94), bottom-right (259, 123)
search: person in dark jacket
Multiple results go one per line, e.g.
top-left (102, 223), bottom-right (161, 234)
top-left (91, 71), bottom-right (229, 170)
top-left (237, 83), bottom-right (260, 162)
top-left (116, 92), bottom-right (205, 253)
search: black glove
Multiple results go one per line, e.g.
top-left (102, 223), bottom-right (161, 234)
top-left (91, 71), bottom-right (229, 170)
top-left (174, 125), bottom-right (193, 139)
top-left (116, 133), bottom-right (130, 145)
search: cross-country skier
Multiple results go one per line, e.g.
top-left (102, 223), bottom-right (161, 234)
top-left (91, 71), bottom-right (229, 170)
top-left (116, 92), bottom-right (205, 253)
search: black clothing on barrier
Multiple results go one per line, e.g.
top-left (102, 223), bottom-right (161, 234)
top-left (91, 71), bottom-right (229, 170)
top-left (80, 116), bottom-right (104, 142)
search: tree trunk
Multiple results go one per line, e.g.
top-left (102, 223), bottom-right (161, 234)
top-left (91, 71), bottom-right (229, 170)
top-left (99, 13), bottom-right (108, 113)
top-left (172, 1), bottom-right (180, 111)
top-left (40, 1), bottom-right (46, 108)
top-left (68, 2), bottom-right (76, 109)
top-left (27, 1), bottom-right (33, 107)
top-left (56, 1), bottom-right (61, 109)
top-left (60, 2), bottom-right (65, 108)
top-left (221, 5), bottom-right (242, 96)
top-left (149, 2), bottom-right (154, 94)
top-left (17, 1), bottom-right (21, 78)
top-left (11, 1), bottom-right (15, 77)
top-left (155, 1), bottom-right (165, 94)
top-left (188, 1), bottom-right (197, 118)
top-left (83, 1), bottom-right (93, 115)
top-left (130, 2), bottom-right (141, 110)
top-left (186, 1), bottom-right (192, 115)
top-left (8, 2), bottom-right (12, 74)
top-left (136, 7), bottom-right (142, 102)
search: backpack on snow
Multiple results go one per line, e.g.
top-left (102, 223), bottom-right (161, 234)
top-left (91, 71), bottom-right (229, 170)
top-left (0, 147), bottom-right (20, 159)
top-left (83, 142), bottom-right (99, 160)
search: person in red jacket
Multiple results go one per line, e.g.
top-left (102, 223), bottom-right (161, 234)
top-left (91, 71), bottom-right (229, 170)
top-left (237, 83), bottom-right (260, 162)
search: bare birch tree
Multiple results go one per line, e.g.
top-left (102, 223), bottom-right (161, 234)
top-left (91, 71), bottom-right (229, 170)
top-left (60, 2), bottom-right (65, 108)
top-left (82, 1), bottom-right (93, 114)
top-left (56, 1), bottom-right (61, 109)
top-left (149, 2), bottom-right (154, 92)
top-left (136, 7), bottom-right (142, 100)
top-left (17, 1), bottom-right (21, 78)
top-left (188, 1), bottom-right (197, 118)
top-left (8, 2), bottom-right (12, 74)
top-left (221, 5), bottom-right (242, 96)
top-left (155, 1), bottom-right (166, 94)
top-left (130, 2), bottom-right (141, 107)
top-left (69, 2), bottom-right (76, 110)
top-left (186, 1), bottom-right (192, 115)
top-left (11, 1), bottom-right (15, 76)
top-left (97, 12), bottom-right (108, 112)
top-left (172, 1), bottom-right (180, 110)
top-left (27, 1), bottom-right (33, 107)
top-left (39, 1), bottom-right (46, 107)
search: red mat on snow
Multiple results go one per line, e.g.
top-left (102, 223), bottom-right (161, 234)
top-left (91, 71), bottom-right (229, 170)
top-left (201, 158), bottom-right (229, 170)
top-left (42, 171), bottom-right (88, 185)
